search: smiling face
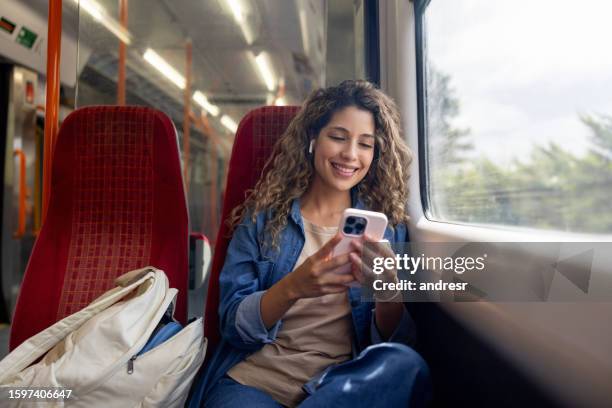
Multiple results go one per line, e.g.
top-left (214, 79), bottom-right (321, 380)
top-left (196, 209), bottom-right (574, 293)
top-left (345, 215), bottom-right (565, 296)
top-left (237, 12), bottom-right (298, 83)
top-left (311, 106), bottom-right (376, 193)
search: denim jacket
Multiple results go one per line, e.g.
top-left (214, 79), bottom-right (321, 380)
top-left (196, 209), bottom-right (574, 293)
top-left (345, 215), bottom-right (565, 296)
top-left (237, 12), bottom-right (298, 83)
top-left (189, 193), bottom-right (416, 404)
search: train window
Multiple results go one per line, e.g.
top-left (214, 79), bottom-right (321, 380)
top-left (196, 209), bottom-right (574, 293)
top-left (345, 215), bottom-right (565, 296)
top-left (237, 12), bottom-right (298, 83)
top-left (417, 0), bottom-right (612, 234)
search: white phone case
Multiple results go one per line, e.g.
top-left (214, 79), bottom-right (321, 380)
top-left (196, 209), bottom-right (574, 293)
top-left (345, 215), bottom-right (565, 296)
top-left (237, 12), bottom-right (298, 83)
top-left (332, 208), bottom-right (388, 275)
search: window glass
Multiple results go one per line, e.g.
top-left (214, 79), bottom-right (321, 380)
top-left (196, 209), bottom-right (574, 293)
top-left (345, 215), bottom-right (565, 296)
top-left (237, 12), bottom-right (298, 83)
top-left (423, 0), bottom-right (612, 233)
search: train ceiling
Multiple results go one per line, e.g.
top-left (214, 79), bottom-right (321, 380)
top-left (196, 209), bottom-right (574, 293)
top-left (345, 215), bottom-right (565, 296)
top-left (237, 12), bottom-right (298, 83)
top-left (17, 0), bottom-right (328, 133)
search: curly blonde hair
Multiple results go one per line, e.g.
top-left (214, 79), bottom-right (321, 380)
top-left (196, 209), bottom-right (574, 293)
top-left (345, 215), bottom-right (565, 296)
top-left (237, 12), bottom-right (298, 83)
top-left (229, 80), bottom-right (412, 249)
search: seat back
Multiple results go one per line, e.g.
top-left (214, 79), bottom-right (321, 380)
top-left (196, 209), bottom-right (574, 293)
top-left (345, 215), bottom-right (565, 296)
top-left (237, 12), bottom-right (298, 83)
top-left (10, 106), bottom-right (189, 350)
top-left (204, 106), bottom-right (300, 350)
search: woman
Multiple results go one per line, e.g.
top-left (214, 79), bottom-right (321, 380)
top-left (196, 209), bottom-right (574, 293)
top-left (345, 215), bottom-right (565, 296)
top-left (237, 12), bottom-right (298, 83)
top-left (197, 80), bottom-right (430, 407)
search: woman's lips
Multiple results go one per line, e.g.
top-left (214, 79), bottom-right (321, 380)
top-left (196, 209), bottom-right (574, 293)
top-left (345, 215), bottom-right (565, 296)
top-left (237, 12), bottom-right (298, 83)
top-left (331, 162), bottom-right (358, 178)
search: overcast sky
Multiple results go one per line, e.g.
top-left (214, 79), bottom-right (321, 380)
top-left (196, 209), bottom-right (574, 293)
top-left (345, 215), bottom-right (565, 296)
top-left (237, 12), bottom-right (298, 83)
top-left (425, 0), bottom-right (612, 164)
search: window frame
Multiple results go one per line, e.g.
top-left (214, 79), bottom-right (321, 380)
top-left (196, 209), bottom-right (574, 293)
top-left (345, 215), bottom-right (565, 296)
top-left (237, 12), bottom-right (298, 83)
top-left (413, 0), bottom-right (431, 222)
top-left (364, 0), bottom-right (381, 86)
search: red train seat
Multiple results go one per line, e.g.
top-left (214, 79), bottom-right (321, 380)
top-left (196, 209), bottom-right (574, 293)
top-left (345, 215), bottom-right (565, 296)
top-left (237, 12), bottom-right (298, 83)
top-left (10, 106), bottom-right (189, 350)
top-left (204, 105), bottom-right (300, 351)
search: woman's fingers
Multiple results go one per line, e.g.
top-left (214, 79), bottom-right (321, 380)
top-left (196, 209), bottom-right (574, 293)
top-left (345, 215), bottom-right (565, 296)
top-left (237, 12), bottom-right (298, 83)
top-left (364, 234), bottom-right (395, 257)
top-left (321, 284), bottom-right (351, 294)
top-left (350, 240), bottom-right (380, 269)
top-left (320, 271), bottom-right (355, 286)
top-left (320, 252), bottom-right (353, 273)
top-left (313, 233), bottom-right (343, 262)
top-left (350, 251), bottom-right (379, 284)
top-left (352, 240), bottom-right (377, 264)
top-left (350, 252), bottom-right (374, 274)
top-left (350, 253), bottom-right (365, 283)
top-left (352, 237), bottom-right (395, 267)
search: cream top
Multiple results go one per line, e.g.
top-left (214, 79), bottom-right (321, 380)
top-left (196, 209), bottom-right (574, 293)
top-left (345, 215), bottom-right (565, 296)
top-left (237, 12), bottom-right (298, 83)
top-left (227, 218), bottom-right (353, 407)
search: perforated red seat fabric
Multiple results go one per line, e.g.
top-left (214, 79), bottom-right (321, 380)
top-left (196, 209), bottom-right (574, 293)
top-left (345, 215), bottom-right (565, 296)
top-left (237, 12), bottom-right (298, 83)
top-left (204, 106), bottom-right (300, 351)
top-left (9, 106), bottom-right (189, 350)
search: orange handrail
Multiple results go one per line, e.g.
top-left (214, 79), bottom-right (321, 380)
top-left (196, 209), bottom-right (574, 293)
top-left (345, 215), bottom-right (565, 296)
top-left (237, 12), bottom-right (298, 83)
top-left (200, 112), bottom-right (224, 242)
top-left (13, 149), bottom-right (27, 239)
top-left (200, 112), bottom-right (232, 193)
top-left (117, 0), bottom-right (128, 105)
top-left (274, 80), bottom-right (286, 105)
top-left (200, 113), bottom-right (230, 191)
top-left (42, 0), bottom-right (62, 223)
top-left (189, 112), bottom-right (218, 243)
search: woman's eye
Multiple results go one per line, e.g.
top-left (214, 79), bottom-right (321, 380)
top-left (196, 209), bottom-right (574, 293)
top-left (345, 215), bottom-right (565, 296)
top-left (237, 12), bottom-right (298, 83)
top-left (360, 143), bottom-right (374, 149)
top-left (329, 135), bottom-right (345, 141)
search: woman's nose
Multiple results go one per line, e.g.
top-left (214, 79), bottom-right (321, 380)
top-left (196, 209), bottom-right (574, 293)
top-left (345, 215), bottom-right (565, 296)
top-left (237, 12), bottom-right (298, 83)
top-left (340, 140), bottom-right (359, 160)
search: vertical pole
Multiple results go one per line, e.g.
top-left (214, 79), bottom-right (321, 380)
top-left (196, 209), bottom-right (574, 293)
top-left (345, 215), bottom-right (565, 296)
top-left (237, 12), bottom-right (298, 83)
top-left (117, 0), bottom-right (128, 105)
top-left (183, 40), bottom-right (192, 193)
top-left (274, 79), bottom-right (285, 105)
top-left (42, 0), bottom-right (62, 223)
top-left (200, 113), bottom-right (218, 243)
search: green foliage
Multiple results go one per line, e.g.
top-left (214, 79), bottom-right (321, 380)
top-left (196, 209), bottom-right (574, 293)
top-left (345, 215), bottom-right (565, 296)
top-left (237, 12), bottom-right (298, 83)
top-left (433, 114), bottom-right (612, 233)
top-left (427, 65), bottom-right (612, 234)
top-left (426, 66), bottom-right (473, 166)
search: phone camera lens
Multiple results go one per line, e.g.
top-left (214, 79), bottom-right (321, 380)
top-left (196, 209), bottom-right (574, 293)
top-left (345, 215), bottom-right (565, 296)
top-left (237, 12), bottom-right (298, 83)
top-left (343, 225), bottom-right (353, 234)
top-left (346, 217), bottom-right (356, 225)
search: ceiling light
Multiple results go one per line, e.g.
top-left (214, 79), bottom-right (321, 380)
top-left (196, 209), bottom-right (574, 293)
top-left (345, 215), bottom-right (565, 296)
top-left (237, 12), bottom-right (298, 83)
top-left (73, 0), bottom-right (132, 44)
top-left (299, 9), bottom-right (310, 55)
top-left (226, 0), bottom-right (254, 43)
top-left (221, 115), bottom-right (238, 133)
top-left (227, 0), bottom-right (244, 23)
top-left (253, 52), bottom-right (275, 91)
top-left (143, 49), bottom-right (186, 89)
top-left (78, 0), bottom-right (102, 20)
top-left (193, 91), bottom-right (220, 117)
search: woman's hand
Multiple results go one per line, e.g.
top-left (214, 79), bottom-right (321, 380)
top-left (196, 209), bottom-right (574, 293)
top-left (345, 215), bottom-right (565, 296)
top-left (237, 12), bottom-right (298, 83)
top-left (349, 234), bottom-right (402, 303)
top-left (261, 233), bottom-right (356, 329)
top-left (349, 234), bottom-right (397, 285)
top-left (282, 233), bottom-right (357, 300)
top-left (350, 234), bottom-right (404, 340)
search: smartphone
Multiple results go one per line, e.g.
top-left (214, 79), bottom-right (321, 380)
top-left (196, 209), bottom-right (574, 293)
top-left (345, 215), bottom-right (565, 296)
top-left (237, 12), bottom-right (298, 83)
top-left (332, 208), bottom-right (388, 275)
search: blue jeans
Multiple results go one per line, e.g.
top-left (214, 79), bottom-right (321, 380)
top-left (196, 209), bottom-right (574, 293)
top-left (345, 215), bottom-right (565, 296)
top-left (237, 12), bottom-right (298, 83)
top-left (203, 343), bottom-right (431, 407)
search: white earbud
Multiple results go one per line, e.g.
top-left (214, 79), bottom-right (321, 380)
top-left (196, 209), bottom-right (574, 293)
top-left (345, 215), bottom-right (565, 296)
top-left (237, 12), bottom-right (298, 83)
top-left (308, 140), bottom-right (314, 154)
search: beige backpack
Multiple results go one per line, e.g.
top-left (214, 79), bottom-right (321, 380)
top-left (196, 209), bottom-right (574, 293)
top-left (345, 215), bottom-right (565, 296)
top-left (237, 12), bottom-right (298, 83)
top-left (0, 267), bottom-right (206, 407)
